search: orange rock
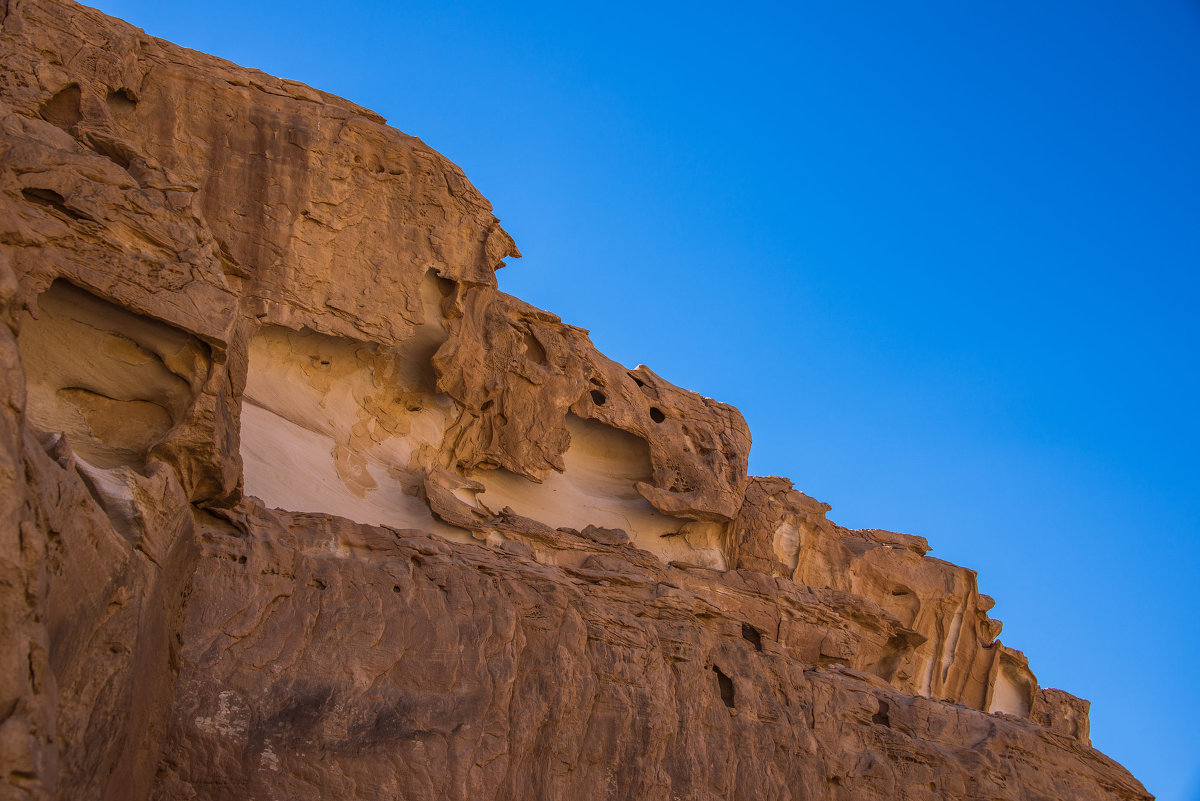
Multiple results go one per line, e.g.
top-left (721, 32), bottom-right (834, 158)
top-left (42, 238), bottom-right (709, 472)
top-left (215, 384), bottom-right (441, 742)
top-left (0, 1), bottom-right (1151, 799)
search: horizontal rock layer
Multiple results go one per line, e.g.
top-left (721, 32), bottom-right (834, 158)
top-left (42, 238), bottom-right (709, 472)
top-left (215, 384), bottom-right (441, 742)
top-left (0, 1), bottom-right (1148, 799)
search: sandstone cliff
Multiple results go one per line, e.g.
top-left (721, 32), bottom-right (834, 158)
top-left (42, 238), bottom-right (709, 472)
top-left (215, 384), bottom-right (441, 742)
top-left (0, 1), bottom-right (1151, 799)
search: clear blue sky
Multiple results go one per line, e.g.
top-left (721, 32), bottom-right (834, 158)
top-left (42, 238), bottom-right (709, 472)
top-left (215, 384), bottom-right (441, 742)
top-left (85, 1), bottom-right (1200, 797)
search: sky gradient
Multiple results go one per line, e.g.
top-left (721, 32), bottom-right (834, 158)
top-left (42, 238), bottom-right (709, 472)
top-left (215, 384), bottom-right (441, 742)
top-left (85, 2), bottom-right (1200, 797)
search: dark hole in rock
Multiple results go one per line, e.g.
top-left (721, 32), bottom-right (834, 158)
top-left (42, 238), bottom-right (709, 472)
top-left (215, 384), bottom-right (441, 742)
top-left (87, 134), bottom-right (133, 170)
top-left (741, 623), bottom-right (763, 652)
top-left (106, 87), bottom-right (138, 114)
top-left (237, 555), bottom-right (247, 564)
top-left (521, 329), bottom-right (546, 363)
top-left (425, 268), bottom-right (455, 300)
top-left (21, 188), bottom-right (92, 222)
top-left (480, 399), bottom-right (494, 412)
top-left (649, 407), bottom-right (665, 423)
top-left (590, 389), bottom-right (606, 406)
top-left (40, 84), bottom-right (82, 129)
top-left (872, 699), bottom-right (891, 727)
top-left (589, 377), bottom-right (603, 386)
top-left (713, 666), bottom-right (735, 709)
top-left (629, 373), bottom-right (646, 388)
top-left (407, 405), bottom-right (422, 413)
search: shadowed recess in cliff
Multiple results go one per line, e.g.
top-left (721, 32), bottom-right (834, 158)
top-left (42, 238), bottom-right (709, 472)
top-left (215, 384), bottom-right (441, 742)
top-left (470, 414), bottom-right (729, 567)
top-left (238, 316), bottom-right (470, 542)
top-left (989, 649), bottom-right (1036, 718)
top-left (18, 280), bottom-right (210, 469)
top-left (240, 296), bottom-right (732, 565)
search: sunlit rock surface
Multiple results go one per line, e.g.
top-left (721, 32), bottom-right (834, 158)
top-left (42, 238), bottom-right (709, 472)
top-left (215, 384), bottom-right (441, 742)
top-left (0, 1), bottom-right (1150, 799)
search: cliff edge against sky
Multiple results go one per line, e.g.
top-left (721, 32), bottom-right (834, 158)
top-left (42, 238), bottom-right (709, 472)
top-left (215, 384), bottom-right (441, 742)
top-left (0, 1), bottom-right (1151, 799)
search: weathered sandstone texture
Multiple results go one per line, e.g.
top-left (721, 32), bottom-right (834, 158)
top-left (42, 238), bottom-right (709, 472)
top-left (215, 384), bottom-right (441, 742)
top-left (0, 1), bottom-right (1150, 799)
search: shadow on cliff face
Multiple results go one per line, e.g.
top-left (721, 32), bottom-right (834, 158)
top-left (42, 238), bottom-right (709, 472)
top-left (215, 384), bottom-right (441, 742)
top-left (18, 279), bottom-right (211, 470)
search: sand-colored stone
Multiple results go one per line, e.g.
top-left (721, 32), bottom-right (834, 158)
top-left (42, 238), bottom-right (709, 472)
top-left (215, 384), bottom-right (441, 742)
top-left (0, 1), bottom-right (1150, 799)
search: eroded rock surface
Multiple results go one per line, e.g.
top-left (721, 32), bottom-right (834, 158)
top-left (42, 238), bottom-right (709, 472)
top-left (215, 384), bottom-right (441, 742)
top-left (0, 1), bottom-right (1151, 799)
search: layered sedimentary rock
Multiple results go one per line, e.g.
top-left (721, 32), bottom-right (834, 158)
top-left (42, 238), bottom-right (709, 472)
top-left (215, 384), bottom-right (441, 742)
top-left (0, 1), bottom-right (1148, 799)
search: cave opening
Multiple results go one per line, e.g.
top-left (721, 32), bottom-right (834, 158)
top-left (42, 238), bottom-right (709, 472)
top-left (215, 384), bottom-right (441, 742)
top-left (713, 666), bottom-right (735, 709)
top-left (741, 623), bottom-right (763, 652)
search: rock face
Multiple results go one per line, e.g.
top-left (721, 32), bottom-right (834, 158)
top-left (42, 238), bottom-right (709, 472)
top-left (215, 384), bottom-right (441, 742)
top-left (0, 2), bottom-right (1149, 799)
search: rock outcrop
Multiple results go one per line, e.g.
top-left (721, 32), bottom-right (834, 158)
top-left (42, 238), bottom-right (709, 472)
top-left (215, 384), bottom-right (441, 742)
top-left (0, 1), bottom-right (1150, 799)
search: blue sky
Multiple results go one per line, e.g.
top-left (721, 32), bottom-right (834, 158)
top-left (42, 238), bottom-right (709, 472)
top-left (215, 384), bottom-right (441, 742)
top-left (86, 1), bottom-right (1200, 797)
